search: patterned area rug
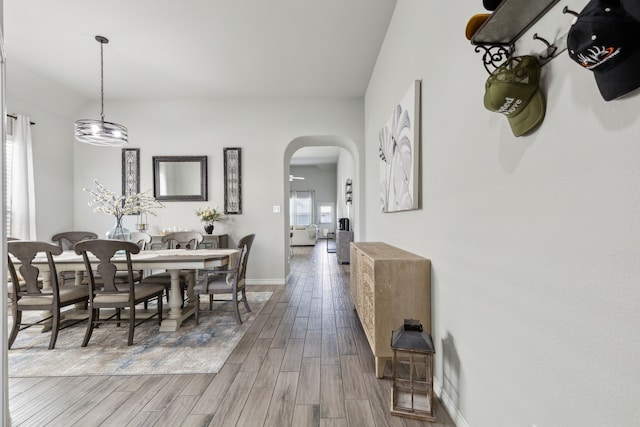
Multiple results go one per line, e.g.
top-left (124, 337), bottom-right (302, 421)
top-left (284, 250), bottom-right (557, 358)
top-left (8, 292), bottom-right (272, 377)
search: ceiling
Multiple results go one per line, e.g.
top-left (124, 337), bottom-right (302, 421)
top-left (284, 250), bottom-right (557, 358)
top-left (290, 146), bottom-right (342, 166)
top-left (4, 0), bottom-right (397, 100)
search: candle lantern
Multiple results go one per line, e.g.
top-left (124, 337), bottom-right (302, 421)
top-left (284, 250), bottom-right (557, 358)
top-left (390, 319), bottom-right (436, 421)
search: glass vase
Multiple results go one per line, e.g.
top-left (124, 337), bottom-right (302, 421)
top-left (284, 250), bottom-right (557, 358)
top-left (106, 216), bottom-right (132, 241)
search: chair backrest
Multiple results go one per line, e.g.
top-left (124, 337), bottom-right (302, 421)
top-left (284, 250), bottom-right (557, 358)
top-left (236, 234), bottom-right (256, 284)
top-left (52, 231), bottom-right (98, 250)
top-left (161, 231), bottom-right (203, 250)
top-left (7, 241), bottom-right (62, 298)
top-left (74, 239), bottom-right (140, 293)
top-left (129, 232), bottom-right (152, 250)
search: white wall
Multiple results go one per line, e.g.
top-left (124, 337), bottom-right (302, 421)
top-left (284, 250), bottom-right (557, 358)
top-left (72, 97), bottom-right (364, 284)
top-left (365, 1), bottom-right (640, 426)
top-left (290, 164), bottom-right (337, 231)
top-left (336, 149), bottom-right (355, 227)
top-left (6, 62), bottom-right (84, 241)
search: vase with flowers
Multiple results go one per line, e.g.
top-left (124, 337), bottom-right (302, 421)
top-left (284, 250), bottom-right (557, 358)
top-left (84, 180), bottom-right (164, 241)
top-left (195, 206), bottom-right (224, 234)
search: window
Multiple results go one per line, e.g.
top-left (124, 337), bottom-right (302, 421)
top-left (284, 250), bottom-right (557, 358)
top-left (290, 190), bottom-right (315, 226)
top-left (318, 204), bottom-right (333, 224)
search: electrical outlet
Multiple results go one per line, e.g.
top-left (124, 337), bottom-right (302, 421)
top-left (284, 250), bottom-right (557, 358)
top-left (273, 205), bottom-right (281, 213)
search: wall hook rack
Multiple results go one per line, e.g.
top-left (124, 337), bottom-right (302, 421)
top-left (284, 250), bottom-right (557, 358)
top-left (474, 44), bottom-right (513, 75)
top-left (533, 33), bottom-right (558, 61)
top-left (562, 6), bottom-right (579, 17)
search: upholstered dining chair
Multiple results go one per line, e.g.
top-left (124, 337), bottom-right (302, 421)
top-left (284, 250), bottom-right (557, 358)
top-left (140, 231), bottom-right (204, 304)
top-left (51, 231), bottom-right (99, 285)
top-left (194, 234), bottom-right (256, 325)
top-left (52, 230), bottom-right (144, 287)
top-left (7, 240), bottom-right (90, 350)
top-left (129, 231), bottom-right (152, 250)
top-left (74, 239), bottom-right (165, 346)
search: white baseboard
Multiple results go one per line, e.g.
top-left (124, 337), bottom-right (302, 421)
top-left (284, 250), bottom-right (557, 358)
top-left (246, 279), bottom-right (286, 286)
top-left (434, 377), bottom-right (470, 427)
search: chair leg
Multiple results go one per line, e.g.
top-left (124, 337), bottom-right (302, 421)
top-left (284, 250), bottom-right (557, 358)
top-left (241, 289), bottom-right (251, 312)
top-left (195, 294), bottom-right (200, 325)
top-left (48, 308), bottom-right (61, 350)
top-left (128, 308), bottom-right (135, 346)
top-left (82, 308), bottom-right (97, 347)
top-left (157, 294), bottom-right (163, 325)
top-left (209, 294), bottom-right (213, 310)
top-left (8, 310), bottom-right (22, 349)
top-left (233, 295), bottom-right (242, 325)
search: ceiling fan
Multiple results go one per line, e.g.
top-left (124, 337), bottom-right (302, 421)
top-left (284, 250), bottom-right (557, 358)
top-left (289, 174), bottom-right (305, 181)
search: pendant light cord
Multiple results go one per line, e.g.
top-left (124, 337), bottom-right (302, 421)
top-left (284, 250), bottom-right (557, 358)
top-left (100, 39), bottom-right (105, 123)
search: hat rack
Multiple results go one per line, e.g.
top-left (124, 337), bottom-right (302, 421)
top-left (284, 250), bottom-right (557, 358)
top-left (474, 44), bottom-right (514, 74)
top-left (469, 0), bottom-right (565, 73)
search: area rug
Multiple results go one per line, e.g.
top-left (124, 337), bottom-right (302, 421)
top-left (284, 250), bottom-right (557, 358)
top-left (8, 291), bottom-right (272, 377)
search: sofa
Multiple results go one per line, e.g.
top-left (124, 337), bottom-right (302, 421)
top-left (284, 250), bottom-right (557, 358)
top-left (290, 224), bottom-right (318, 246)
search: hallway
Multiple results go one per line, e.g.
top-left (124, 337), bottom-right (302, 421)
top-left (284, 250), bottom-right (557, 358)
top-left (9, 243), bottom-right (454, 426)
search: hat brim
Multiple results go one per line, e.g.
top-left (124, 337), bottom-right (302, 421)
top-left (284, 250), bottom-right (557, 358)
top-left (594, 46), bottom-right (640, 101)
top-left (465, 14), bottom-right (490, 40)
top-left (506, 89), bottom-right (546, 137)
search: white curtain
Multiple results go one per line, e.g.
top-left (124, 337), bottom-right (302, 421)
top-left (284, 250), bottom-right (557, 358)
top-left (9, 115), bottom-right (36, 239)
top-left (290, 190), bottom-right (315, 226)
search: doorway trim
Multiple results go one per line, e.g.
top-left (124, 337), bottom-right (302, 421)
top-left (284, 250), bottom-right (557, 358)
top-left (283, 135), bottom-right (361, 278)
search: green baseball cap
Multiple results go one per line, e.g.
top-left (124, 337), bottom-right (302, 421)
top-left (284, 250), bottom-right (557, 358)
top-left (483, 56), bottom-right (546, 137)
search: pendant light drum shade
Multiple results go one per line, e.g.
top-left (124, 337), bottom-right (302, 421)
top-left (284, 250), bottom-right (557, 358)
top-left (74, 35), bottom-right (128, 147)
top-left (75, 119), bottom-right (128, 146)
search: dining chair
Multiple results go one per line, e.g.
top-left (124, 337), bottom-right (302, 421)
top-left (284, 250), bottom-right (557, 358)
top-left (52, 230), bottom-right (144, 287)
top-left (194, 233), bottom-right (256, 325)
top-left (74, 239), bottom-right (165, 346)
top-left (141, 231), bottom-right (204, 304)
top-left (7, 240), bottom-right (90, 350)
top-left (51, 231), bottom-right (99, 285)
top-left (129, 231), bottom-right (152, 250)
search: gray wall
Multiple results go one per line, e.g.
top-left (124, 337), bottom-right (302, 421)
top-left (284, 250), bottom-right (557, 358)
top-left (70, 98), bottom-right (363, 284)
top-left (365, 1), bottom-right (640, 426)
top-left (290, 164), bottom-right (337, 232)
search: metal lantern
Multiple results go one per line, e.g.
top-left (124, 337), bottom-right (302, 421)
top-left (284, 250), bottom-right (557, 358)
top-left (390, 319), bottom-right (436, 422)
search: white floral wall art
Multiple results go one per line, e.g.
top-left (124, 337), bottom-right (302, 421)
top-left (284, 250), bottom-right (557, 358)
top-left (379, 80), bottom-right (421, 212)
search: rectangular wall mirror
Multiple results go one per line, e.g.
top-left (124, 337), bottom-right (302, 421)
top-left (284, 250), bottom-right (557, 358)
top-left (153, 156), bottom-right (208, 201)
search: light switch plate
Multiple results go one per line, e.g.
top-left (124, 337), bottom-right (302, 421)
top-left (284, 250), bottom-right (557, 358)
top-left (273, 205), bottom-right (281, 213)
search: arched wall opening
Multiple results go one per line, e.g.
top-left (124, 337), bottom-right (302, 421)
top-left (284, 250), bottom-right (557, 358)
top-left (283, 135), bottom-right (362, 278)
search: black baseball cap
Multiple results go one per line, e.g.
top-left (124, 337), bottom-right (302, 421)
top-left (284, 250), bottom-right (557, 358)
top-left (567, 0), bottom-right (640, 101)
top-left (483, 0), bottom-right (502, 11)
top-left (621, 0), bottom-right (640, 21)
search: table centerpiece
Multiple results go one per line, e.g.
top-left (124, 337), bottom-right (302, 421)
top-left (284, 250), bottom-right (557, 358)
top-left (84, 179), bottom-right (164, 240)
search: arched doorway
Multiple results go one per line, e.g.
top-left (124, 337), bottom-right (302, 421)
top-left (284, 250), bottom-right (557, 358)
top-left (283, 135), bottom-right (361, 278)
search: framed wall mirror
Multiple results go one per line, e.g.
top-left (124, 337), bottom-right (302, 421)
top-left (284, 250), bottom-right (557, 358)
top-left (153, 156), bottom-right (208, 201)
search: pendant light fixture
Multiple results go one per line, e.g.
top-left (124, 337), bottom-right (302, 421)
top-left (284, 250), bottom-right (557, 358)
top-left (74, 35), bottom-right (128, 147)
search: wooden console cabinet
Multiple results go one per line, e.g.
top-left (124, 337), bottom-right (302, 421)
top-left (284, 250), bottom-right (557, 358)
top-left (149, 234), bottom-right (228, 250)
top-left (349, 242), bottom-right (431, 378)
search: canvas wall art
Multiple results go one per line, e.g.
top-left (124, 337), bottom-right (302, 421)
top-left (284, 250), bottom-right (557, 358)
top-left (379, 80), bottom-right (421, 213)
top-left (122, 148), bottom-right (140, 200)
top-left (224, 147), bottom-right (242, 214)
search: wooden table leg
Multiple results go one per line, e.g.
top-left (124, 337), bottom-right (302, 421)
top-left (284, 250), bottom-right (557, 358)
top-left (159, 269), bottom-right (195, 331)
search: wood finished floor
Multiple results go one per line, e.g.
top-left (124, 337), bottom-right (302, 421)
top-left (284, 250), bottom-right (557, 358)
top-left (8, 244), bottom-right (455, 427)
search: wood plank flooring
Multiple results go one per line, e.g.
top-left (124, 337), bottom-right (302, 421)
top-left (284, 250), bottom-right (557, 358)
top-left (8, 244), bottom-right (455, 426)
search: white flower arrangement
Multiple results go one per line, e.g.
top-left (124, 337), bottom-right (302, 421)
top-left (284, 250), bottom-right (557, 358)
top-left (195, 206), bottom-right (224, 224)
top-left (84, 179), bottom-right (164, 220)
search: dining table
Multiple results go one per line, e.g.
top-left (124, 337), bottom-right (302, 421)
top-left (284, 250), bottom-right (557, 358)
top-left (31, 248), bottom-right (240, 332)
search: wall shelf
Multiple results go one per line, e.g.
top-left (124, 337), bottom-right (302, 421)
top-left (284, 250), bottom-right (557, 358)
top-left (470, 0), bottom-right (560, 72)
